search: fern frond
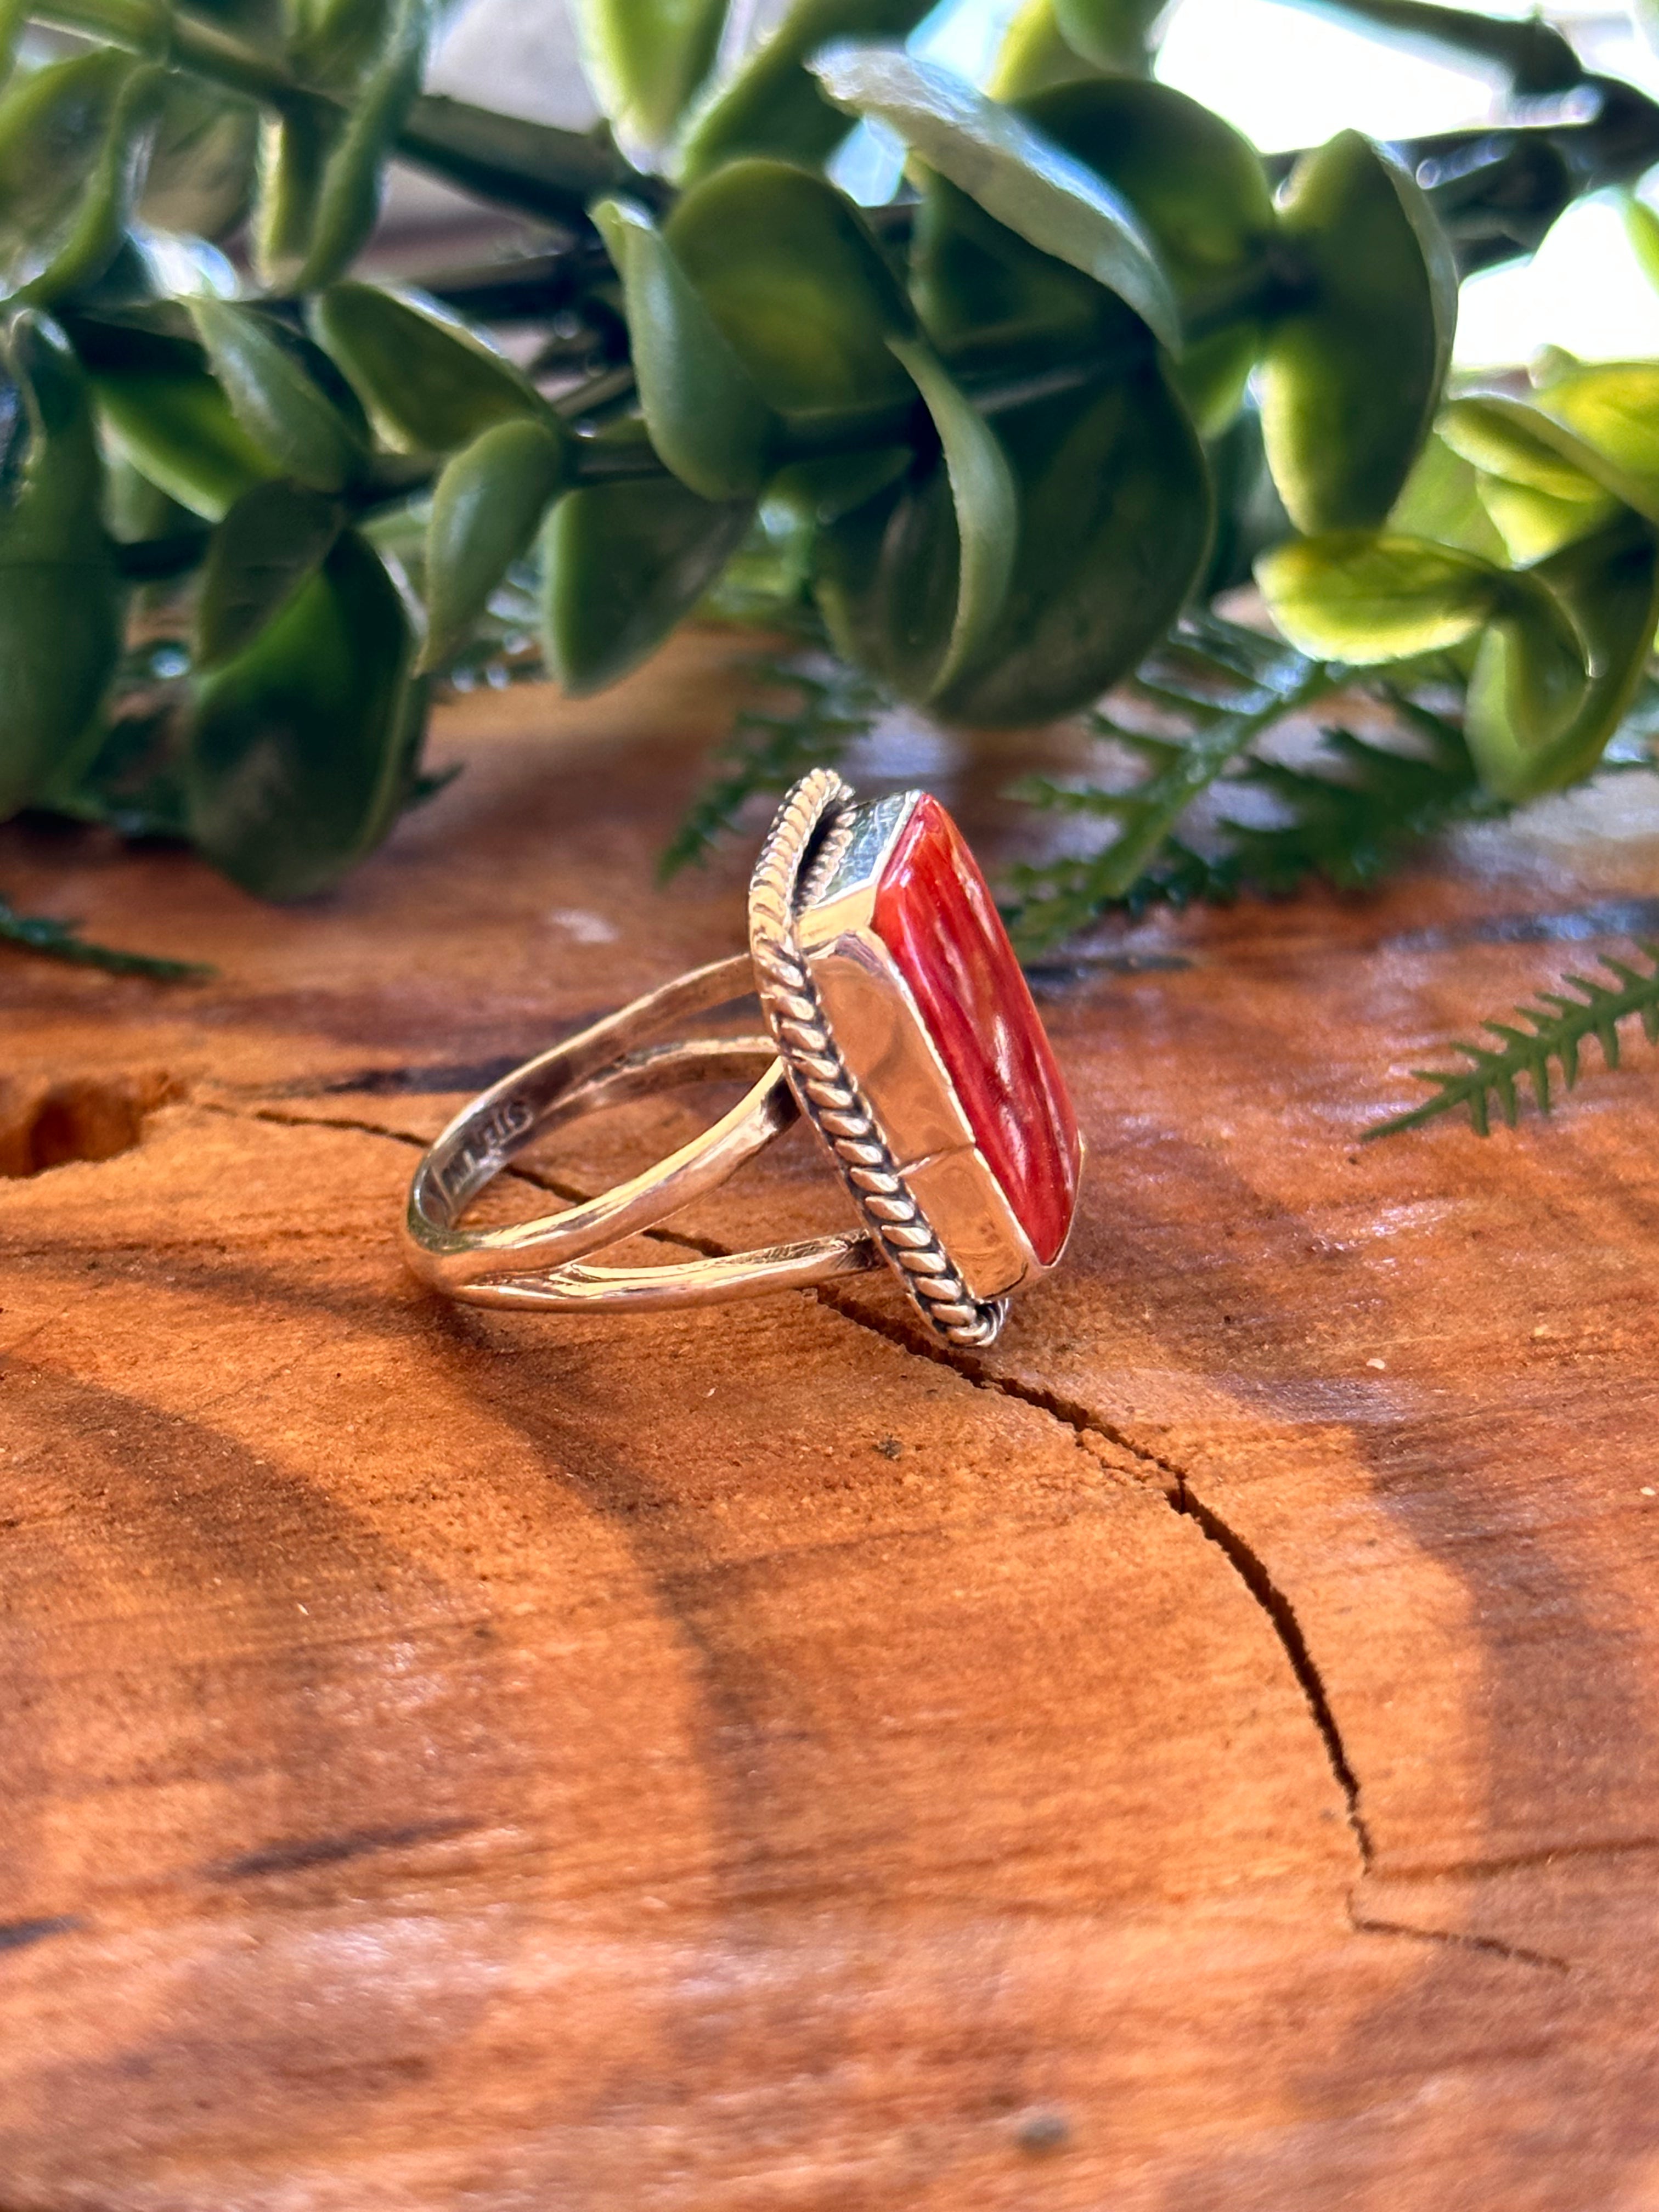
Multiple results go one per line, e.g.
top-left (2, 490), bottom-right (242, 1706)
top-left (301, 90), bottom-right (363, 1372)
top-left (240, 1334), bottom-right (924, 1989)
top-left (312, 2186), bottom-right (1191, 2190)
top-left (0, 897), bottom-right (210, 979)
top-left (661, 656), bottom-right (884, 878)
top-left (1004, 629), bottom-right (1338, 952)
top-left (1367, 941), bottom-right (1659, 1137)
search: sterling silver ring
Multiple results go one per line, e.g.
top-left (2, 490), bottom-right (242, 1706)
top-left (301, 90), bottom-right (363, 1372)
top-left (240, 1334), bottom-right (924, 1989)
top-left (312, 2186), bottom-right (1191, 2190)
top-left (400, 770), bottom-right (1082, 1348)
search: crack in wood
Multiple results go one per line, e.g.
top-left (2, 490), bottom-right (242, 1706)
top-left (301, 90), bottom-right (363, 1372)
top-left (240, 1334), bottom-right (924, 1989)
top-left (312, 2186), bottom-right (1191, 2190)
top-left (221, 1091), bottom-right (1381, 1888)
top-left (1348, 1908), bottom-right (1569, 1976)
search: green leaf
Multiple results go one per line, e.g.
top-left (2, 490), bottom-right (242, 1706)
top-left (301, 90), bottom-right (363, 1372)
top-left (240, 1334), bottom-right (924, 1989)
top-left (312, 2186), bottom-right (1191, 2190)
top-left (594, 196), bottom-right (778, 500)
top-left (1017, 78), bottom-right (1275, 314)
top-left (1260, 131), bottom-right (1457, 532)
top-left (194, 479), bottom-right (345, 670)
top-left (674, 0), bottom-right (934, 179)
top-left (1256, 531), bottom-right (1506, 660)
top-left (1438, 396), bottom-right (1611, 502)
top-left (542, 460), bottom-right (754, 697)
top-left (988, 0), bottom-right (1105, 100)
top-left (990, 0), bottom-right (1164, 94)
top-left (888, 337), bottom-right (1015, 693)
top-left (664, 159), bottom-right (916, 428)
top-left (930, 363), bottom-right (1209, 724)
top-left (285, 0), bottom-right (397, 90)
top-left (1387, 430), bottom-right (1505, 560)
top-left (1476, 476), bottom-right (1620, 566)
top-left (0, 314), bottom-right (121, 820)
top-left (572, 0), bottom-right (727, 154)
top-left (285, 0), bottom-right (435, 291)
top-left (93, 363), bottom-right (276, 521)
top-left (811, 337), bottom-right (1016, 703)
top-left (187, 528), bottom-right (426, 899)
top-left (1529, 363), bottom-right (1659, 523)
top-left (1052, 0), bottom-right (1164, 70)
top-left (138, 77), bottom-right (258, 241)
top-left (1469, 515), bottom-right (1659, 798)
top-left (0, 52), bottom-right (165, 306)
top-left (310, 280), bottom-right (545, 454)
top-left (811, 46), bottom-right (1180, 351)
top-left (0, 896), bottom-right (209, 979)
top-left (909, 169), bottom-right (1143, 377)
top-left (1367, 941), bottom-right (1659, 1140)
top-left (188, 298), bottom-right (368, 493)
top-left (421, 415), bottom-right (570, 674)
top-left (1464, 571), bottom-right (1589, 800)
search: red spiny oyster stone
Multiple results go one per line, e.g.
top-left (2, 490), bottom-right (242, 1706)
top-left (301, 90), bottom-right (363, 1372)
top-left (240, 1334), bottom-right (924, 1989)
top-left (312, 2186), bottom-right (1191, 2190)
top-left (871, 794), bottom-right (1081, 1267)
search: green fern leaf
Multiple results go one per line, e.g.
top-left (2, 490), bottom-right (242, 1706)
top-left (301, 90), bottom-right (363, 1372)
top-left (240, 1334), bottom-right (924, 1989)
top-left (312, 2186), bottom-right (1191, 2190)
top-left (0, 897), bottom-right (210, 979)
top-left (661, 654), bottom-right (884, 878)
top-left (1005, 619), bottom-right (1337, 953)
top-left (1369, 941), bottom-right (1659, 1137)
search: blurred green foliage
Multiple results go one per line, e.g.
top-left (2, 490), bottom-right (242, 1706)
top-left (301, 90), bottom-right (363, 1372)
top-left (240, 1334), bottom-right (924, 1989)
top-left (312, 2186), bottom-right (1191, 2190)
top-left (4, 0), bottom-right (1659, 1041)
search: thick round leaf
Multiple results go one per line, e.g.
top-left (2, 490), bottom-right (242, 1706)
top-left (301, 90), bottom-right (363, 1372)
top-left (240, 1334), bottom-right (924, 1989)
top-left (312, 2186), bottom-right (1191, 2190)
top-left (1466, 516), bottom-right (1659, 799)
top-left (1260, 131), bottom-right (1457, 533)
top-left (94, 365), bottom-right (275, 520)
top-left (542, 465), bottom-right (754, 696)
top-left (194, 480), bottom-right (345, 670)
top-left (910, 168), bottom-right (1148, 376)
top-left (811, 46), bottom-right (1178, 351)
top-left (1440, 396), bottom-right (1611, 502)
top-left (594, 198), bottom-right (777, 500)
top-left (674, 0), bottom-right (934, 179)
top-left (285, 0), bottom-right (398, 91)
top-left (572, 0), bottom-right (727, 155)
top-left (1053, 0), bottom-right (1164, 70)
top-left (1256, 531), bottom-right (1503, 661)
top-left (1387, 432), bottom-right (1504, 559)
top-left (0, 315), bottom-right (119, 817)
top-left (251, 0), bottom-right (432, 291)
top-left (887, 345), bottom-right (1015, 690)
top-left (188, 298), bottom-right (368, 492)
top-left (0, 53), bottom-right (163, 306)
top-left (1464, 572), bottom-right (1590, 801)
top-left (251, 104), bottom-right (336, 291)
top-left (1530, 364), bottom-right (1659, 523)
top-left (421, 415), bottom-right (570, 673)
top-left (1017, 79), bottom-right (1275, 313)
top-left (811, 336), bottom-right (1015, 702)
top-left (665, 160), bottom-right (916, 428)
top-left (1475, 476), bottom-right (1618, 566)
top-left (138, 77), bottom-right (258, 240)
top-left (1170, 320), bottom-right (1261, 438)
top-left (883, 362), bottom-right (1208, 725)
top-left (285, 0), bottom-right (434, 292)
top-left (187, 529), bottom-right (425, 900)
top-left (988, 0), bottom-right (1101, 100)
top-left (311, 281), bottom-right (544, 454)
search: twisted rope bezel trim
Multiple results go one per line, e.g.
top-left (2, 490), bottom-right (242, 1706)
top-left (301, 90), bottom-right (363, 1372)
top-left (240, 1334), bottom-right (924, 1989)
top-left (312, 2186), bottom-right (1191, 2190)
top-left (748, 770), bottom-right (1008, 1351)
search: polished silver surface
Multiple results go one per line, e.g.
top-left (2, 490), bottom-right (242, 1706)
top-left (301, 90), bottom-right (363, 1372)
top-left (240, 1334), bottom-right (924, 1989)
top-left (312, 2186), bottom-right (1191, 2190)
top-left (748, 772), bottom-right (1011, 1348)
top-left (401, 955), bottom-right (879, 1310)
top-left (402, 769), bottom-right (1072, 1341)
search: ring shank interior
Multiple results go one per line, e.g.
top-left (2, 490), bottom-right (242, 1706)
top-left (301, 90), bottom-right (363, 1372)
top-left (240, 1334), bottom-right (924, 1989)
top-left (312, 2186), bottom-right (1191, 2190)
top-left (401, 953), bottom-right (880, 1310)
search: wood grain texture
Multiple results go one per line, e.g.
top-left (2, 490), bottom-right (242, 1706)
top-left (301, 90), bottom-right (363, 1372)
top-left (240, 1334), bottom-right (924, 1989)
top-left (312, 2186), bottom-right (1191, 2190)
top-left (3, 630), bottom-right (1659, 2209)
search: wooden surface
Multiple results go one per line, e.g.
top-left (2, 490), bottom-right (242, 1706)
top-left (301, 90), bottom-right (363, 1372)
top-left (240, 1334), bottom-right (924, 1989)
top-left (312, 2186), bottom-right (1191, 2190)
top-left (4, 631), bottom-right (1659, 2209)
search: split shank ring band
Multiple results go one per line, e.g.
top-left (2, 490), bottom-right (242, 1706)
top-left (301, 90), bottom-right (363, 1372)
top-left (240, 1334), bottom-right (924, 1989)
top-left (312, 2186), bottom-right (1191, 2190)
top-left (400, 771), bottom-right (1082, 1349)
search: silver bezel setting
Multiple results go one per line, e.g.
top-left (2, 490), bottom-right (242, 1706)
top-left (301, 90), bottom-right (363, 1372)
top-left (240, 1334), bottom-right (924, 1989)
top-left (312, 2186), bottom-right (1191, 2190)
top-left (749, 771), bottom-right (1075, 1348)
